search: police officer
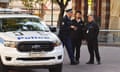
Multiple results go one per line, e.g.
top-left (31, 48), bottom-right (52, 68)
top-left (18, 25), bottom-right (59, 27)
top-left (86, 15), bottom-right (101, 64)
top-left (71, 11), bottom-right (85, 64)
top-left (58, 9), bottom-right (77, 65)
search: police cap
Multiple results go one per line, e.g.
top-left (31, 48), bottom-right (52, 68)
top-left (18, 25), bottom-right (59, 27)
top-left (65, 9), bottom-right (73, 13)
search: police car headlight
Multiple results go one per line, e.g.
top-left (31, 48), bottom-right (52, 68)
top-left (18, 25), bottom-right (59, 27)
top-left (4, 41), bottom-right (17, 48)
top-left (53, 40), bottom-right (62, 47)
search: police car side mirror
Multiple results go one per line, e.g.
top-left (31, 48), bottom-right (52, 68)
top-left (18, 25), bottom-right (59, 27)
top-left (50, 27), bottom-right (57, 32)
top-left (49, 26), bottom-right (57, 32)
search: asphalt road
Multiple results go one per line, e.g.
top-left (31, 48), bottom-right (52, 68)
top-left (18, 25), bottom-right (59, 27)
top-left (9, 45), bottom-right (120, 72)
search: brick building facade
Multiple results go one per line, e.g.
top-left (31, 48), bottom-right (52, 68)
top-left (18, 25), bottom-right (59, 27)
top-left (72, 0), bottom-right (120, 30)
top-left (0, 0), bottom-right (9, 8)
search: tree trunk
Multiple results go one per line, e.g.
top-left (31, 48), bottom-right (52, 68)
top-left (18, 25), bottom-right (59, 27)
top-left (56, 0), bottom-right (70, 27)
top-left (57, 8), bottom-right (65, 27)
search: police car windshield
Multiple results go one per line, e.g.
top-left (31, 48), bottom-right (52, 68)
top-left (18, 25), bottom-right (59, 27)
top-left (0, 18), bottom-right (49, 32)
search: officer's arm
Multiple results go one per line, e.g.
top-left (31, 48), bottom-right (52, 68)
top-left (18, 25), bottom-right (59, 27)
top-left (60, 18), bottom-right (72, 31)
top-left (65, 20), bottom-right (74, 31)
top-left (59, 18), bottom-right (66, 30)
top-left (70, 20), bottom-right (78, 30)
top-left (94, 23), bottom-right (99, 37)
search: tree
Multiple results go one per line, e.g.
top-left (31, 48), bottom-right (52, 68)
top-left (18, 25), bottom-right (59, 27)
top-left (21, 0), bottom-right (34, 9)
top-left (21, 0), bottom-right (70, 26)
top-left (21, 0), bottom-right (47, 17)
top-left (53, 0), bottom-right (71, 27)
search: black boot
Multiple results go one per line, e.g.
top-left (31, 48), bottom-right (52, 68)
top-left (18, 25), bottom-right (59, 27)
top-left (76, 59), bottom-right (80, 64)
top-left (97, 61), bottom-right (101, 65)
top-left (70, 59), bottom-right (79, 65)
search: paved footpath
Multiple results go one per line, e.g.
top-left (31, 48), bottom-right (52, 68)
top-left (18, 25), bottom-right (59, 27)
top-left (10, 45), bottom-right (120, 72)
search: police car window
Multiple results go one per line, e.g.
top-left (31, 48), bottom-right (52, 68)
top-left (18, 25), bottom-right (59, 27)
top-left (0, 18), bottom-right (49, 32)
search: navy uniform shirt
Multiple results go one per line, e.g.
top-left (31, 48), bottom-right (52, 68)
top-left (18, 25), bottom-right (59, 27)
top-left (59, 15), bottom-right (73, 39)
top-left (86, 21), bottom-right (99, 41)
top-left (71, 19), bottom-right (85, 40)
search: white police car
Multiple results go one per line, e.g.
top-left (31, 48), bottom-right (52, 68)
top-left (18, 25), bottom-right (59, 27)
top-left (0, 9), bottom-right (63, 72)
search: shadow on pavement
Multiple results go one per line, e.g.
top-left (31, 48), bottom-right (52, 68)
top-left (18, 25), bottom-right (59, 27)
top-left (9, 69), bottom-right (34, 72)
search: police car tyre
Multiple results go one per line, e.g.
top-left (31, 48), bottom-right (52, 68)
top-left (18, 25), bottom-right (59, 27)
top-left (49, 63), bottom-right (62, 72)
top-left (0, 58), bottom-right (8, 72)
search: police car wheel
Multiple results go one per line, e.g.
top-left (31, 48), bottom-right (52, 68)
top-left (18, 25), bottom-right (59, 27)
top-left (0, 58), bottom-right (8, 72)
top-left (49, 63), bottom-right (62, 72)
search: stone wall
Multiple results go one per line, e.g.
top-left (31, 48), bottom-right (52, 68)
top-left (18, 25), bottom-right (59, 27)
top-left (109, 0), bottom-right (120, 30)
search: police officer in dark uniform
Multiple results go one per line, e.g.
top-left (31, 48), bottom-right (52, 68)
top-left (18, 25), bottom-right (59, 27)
top-left (58, 9), bottom-right (77, 65)
top-left (86, 15), bottom-right (101, 64)
top-left (71, 11), bottom-right (85, 64)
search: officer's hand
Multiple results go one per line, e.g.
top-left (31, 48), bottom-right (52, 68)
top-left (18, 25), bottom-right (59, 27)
top-left (70, 25), bottom-right (75, 28)
top-left (70, 25), bottom-right (77, 30)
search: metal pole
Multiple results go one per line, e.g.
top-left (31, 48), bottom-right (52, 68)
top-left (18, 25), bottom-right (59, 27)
top-left (51, 0), bottom-right (53, 26)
